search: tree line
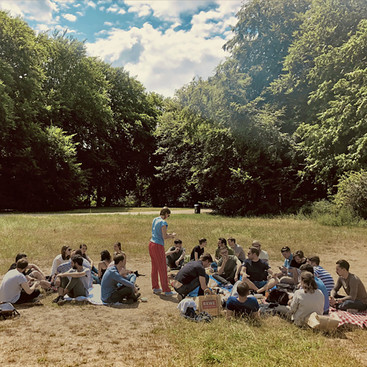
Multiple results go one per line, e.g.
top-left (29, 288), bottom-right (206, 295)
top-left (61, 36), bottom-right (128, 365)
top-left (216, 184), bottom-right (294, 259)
top-left (1, 0), bottom-right (367, 216)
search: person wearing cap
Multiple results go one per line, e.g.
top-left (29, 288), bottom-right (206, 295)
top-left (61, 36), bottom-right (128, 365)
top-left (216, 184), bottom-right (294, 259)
top-left (330, 260), bottom-right (367, 311)
top-left (227, 237), bottom-right (246, 262)
top-left (251, 240), bottom-right (269, 263)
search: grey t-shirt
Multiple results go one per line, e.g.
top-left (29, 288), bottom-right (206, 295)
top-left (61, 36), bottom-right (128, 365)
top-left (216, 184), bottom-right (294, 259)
top-left (0, 269), bottom-right (27, 303)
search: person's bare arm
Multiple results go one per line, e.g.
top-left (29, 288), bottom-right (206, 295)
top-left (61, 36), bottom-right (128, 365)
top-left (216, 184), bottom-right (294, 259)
top-left (217, 258), bottom-right (226, 275)
top-left (199, 275), bottom-right (209, 292)
top-left (161, 225), bottom-right (176, 240)
top-left (21, 281), bottom-right (39, 295)
top-left (57, 270), bottom-right (86, 278)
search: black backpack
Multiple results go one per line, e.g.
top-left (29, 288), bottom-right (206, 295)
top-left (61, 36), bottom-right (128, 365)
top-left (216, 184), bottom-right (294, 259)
top-left (266, 289), bottom-right (289, 305)
top-left (0, 303), bottom-right (20, 320)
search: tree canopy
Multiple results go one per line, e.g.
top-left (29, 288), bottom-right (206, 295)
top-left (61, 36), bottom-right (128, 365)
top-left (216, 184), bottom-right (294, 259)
top-left (1, 1), bottom-right (367, 215)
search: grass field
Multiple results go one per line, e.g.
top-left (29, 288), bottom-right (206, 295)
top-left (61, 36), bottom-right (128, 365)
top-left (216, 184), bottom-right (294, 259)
top-left (0, 210), bottom-right (366, 366)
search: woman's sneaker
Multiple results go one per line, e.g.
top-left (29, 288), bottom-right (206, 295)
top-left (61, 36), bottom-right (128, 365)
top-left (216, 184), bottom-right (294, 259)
top-left (163, 291), bottom-right (177, 297)
top-left (153, 288), bottom-right (162, 294)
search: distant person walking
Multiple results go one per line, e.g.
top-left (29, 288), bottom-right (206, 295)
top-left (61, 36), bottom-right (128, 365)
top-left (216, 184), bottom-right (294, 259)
top-left (149, 207), bottom-right (176, 296)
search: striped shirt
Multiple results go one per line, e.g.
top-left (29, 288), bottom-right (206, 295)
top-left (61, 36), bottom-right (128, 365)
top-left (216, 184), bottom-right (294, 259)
top-left (313, 265), bottom-right (335, 295)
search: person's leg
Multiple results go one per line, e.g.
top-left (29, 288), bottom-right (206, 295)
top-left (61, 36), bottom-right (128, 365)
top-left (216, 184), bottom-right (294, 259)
top-left (126, 273), bottom-right (137, 284)
top-left (257, 278), bottom-right (279, 294)
top-left (166, 255), bottom-right (175, 269)
top-left (212, 273), bottom-right (230, 286)
top-left (339, 299), bottom-right (367, 311)
top-left (149, 242), bottom-right (160, 290)
top-left (175, 277), bottom-right (201, 297)
top-left (107, 286), bottom-right (137, 303)
top-left (15, 289), bottom-right (41, 304)
top-left (65, 278), bottom-right (87, 298)
top-left (242, 278), bottom-right (259, 291)
top-left (155, 244), bottom-right (171, 292)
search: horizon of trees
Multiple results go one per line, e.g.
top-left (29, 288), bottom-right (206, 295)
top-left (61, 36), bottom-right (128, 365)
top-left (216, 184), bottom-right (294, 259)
top-left (1, 0), bottom-right (367, 216)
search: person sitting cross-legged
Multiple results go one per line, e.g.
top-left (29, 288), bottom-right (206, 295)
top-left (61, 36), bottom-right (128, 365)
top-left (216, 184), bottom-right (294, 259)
top-left (307, 256), bottom-right (335, 295)
top-left (101, 254), bottom-right (140, 304)
top-left (8, 253), bottom-right (51, 290)
top-left (0, 258), bottom-right (41, 304)
top-left (299, 264), bottom-right (329, 315)
top-left (53, 255), bottom-right (91, 304)
top-left (173, 253), bottom-right (213, 300)
top-left (212, 247), bottom-right (241, 285)
top-left (289, 271), bottom-right (324, 327)
top-left (225, 282), bottom-right (260, 319)
top-left (330, 259), bottom-right (367, 311)
top-left (235, 247), bottom-right (278, 294)
top-left (166, 239), bottom-right (185, 270)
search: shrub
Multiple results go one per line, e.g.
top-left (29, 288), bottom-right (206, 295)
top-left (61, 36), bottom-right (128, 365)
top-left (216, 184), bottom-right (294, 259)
top-left (334, 170), bottom-right (367, 219)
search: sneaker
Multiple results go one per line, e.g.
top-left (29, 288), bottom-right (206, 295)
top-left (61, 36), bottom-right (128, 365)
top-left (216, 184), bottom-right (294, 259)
top-left (153, 288), bottom-right (162, 294)
top-left (163, 291), bottom-right (177, 297)
top-left (52, 295), bottom-right (63, 303)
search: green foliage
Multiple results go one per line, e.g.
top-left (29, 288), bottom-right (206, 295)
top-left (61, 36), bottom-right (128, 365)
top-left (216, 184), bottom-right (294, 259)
top-left (298, 200), bottom-right (360, 226)
top-left (0, 12), bottom-right (158, 210)
top-left (334, 170), bottom-right (367, 219)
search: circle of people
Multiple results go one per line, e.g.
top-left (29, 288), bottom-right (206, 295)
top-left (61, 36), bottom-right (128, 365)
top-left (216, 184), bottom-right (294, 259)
top-left (1, 207), bottom-right (366, 328)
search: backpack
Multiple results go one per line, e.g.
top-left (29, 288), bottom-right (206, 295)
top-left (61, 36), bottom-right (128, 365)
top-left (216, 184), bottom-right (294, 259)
top-left (0, 303), bottom-right (20, 320)
top-left (266, 289), bottom-right (289, 305)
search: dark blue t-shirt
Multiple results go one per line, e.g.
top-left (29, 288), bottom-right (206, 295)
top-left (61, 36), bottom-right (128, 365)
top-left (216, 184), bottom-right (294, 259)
top-left (226, 296), bottom-right (259, 316)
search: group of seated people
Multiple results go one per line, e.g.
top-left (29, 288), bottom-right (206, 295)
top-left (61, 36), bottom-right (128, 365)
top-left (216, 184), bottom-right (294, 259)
top-left (0, 242), bottom-right (140, 305)
top-left (169, 238), bottom-right (367, 326)
top-left (1, 237), bottom-right (367, 328)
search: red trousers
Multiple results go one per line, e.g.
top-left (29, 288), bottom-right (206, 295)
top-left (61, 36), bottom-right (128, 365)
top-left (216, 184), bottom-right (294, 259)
top-left (149, 241), bottom-right (170, 292)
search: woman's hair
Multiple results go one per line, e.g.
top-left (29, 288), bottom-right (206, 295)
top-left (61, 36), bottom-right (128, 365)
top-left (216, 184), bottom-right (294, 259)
top-left (100, 250), bottom-right (111, 262)
top-left (160, 207), bottom-right (171, 216)
top-left (301, 271), bottom-right (317, 293)
top-left (114, 242), bottom-right (122, 251)
top-left (61, 245), bottom-right (71, 260)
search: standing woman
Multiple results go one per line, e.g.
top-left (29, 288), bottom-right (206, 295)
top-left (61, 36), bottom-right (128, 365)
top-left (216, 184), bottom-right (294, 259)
top-left (149, 207), bottom-right (176, 296)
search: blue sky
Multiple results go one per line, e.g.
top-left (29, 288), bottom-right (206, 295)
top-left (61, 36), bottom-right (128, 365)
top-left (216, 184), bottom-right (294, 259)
top-left (0, 0), bottom-right (244, 96)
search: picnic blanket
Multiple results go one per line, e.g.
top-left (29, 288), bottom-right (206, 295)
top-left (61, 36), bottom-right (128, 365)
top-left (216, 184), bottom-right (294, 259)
top-left (330, 308), bottom-right (367, 328)
top-left (63, 285), bottom-right (105, 305)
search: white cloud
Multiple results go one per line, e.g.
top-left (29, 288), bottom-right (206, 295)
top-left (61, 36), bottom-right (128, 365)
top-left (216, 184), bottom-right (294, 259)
top-left (127, 4), bottom-right (151, 17)
top-left (87, 1), bottom-right (96, 8)
top-left (125, 0), bottom-right (208, 22)
top-left (86, 17), bottom-right (235, 96)
top-left (63, 13), bottom-right (77, 22)
top-left (117, 9), bottom-right (126, 15)
top-left (104, 21), bottom-right (113, 26)
top-left (0, 0), bottom-right (58, 23)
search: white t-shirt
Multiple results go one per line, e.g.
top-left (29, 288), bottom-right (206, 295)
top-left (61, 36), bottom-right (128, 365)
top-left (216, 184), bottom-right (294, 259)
top-left (51, 254), bottom-right (68, 276)
top-left (0, 269), bottom-right (27, 303)
top-left (290, 288), bottom-right (324, 326)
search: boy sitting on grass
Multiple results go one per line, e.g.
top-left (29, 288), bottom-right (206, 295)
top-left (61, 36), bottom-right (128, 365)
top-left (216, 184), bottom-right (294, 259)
top-left (225, 282), bottom-right (260, 319)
